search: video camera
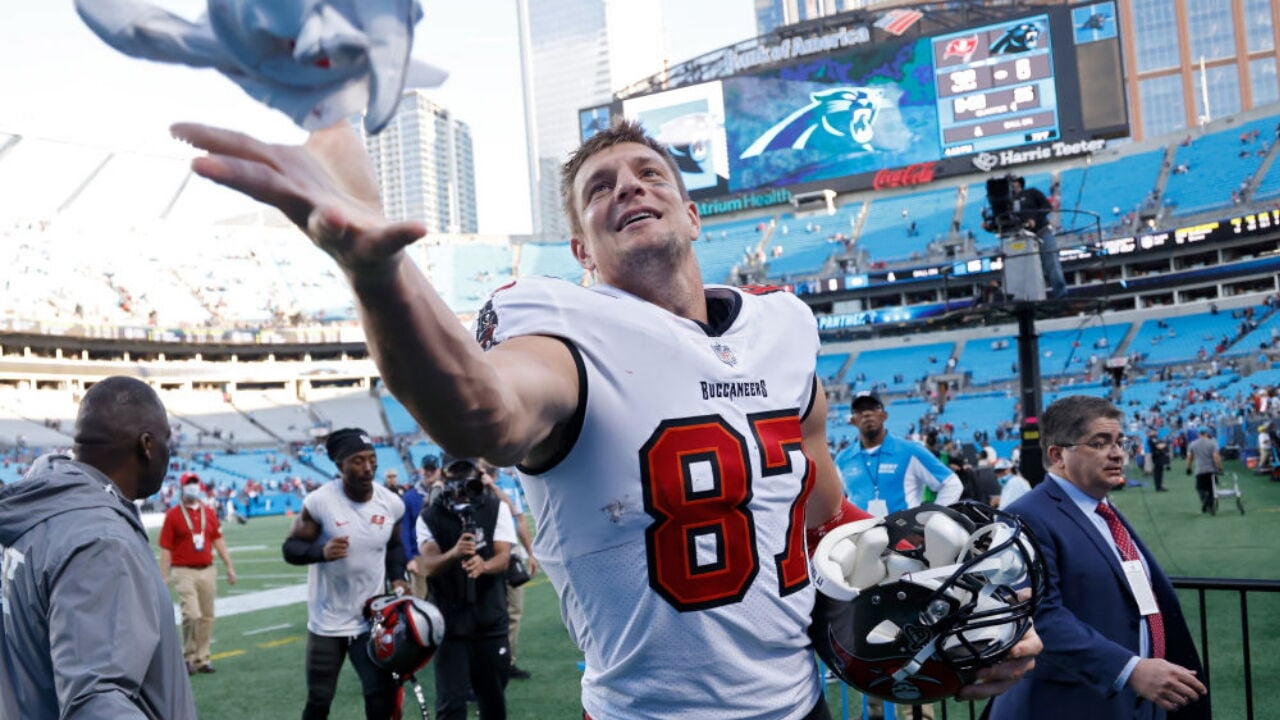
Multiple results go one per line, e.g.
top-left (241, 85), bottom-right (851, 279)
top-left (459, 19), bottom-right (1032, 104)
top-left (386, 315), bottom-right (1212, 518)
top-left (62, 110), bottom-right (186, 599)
top-left (440, 458), bottom-right (487, 530)
top-left (983, 174), bottom-right (1023, 234)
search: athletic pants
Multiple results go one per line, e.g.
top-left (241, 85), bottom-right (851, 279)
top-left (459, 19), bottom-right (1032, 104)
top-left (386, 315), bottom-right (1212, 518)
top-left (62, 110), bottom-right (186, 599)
top-left (302, 631), bottom-right (400, 720)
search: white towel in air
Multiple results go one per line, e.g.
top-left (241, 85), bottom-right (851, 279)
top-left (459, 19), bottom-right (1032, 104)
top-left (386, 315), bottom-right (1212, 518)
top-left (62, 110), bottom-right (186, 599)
top-left (75, 0), bottom-right (447, 134)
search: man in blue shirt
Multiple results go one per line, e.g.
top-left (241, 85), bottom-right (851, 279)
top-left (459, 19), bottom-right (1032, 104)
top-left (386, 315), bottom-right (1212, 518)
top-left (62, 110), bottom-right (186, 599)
top-left (835, 391), bottom-right (962, 517)
top-left (402, 454), bottom-right (441, 599)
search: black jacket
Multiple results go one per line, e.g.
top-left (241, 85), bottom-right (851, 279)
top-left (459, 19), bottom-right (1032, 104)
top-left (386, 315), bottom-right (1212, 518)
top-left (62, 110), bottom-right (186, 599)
top-left (422, 493), bottom-right (509, 639)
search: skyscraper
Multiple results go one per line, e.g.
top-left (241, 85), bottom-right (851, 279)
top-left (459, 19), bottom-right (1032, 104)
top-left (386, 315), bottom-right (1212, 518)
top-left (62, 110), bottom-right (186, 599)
top-left (755, 0), bottom-right (872, 36)
top-left (363, 90), bottom-right (479, 234)
top-left (517, 0), bottom-right (666, 241)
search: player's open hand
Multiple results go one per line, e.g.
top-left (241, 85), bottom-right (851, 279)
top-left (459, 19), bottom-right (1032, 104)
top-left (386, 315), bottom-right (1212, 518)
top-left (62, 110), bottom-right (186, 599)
top-left (955, 624), bottom-right (1042, 700)
top-left (170, 122), bottom-right (426, 281)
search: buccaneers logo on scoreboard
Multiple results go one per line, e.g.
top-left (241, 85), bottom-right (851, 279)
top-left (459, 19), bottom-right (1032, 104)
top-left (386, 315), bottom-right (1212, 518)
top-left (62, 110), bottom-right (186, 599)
top-left (943, 36), bottom-right (979, 63)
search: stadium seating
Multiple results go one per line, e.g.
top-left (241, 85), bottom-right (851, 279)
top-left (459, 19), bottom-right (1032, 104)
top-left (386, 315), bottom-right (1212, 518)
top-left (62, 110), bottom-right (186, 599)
top-left (381, 393), bottom-right (419, 436)
top-left (815, 353), bottom-right (850, 385)
top-left (1164, 117), bottom-right (1277, 215)
top-left (423, 242), bottom-right (515, 313)
top-left (1037, 323), bottom-right (1130, 377)
top-left (1130, 309), bottom-right (1259, 365)
top-left (1056, 150), bottom-right (1164, 232)
top-left (854, 188), bottom-right (957, 264)
top-left (516, 242), bottom-right (585, 282)
top-left (844, 342), bottom-right (955, 394)
top-left (957, 335), bottom-right (1020, 386)
top-left (309, 388), bottom-right (388, 437)
top-left (764, 205), bottom-right (861, 279)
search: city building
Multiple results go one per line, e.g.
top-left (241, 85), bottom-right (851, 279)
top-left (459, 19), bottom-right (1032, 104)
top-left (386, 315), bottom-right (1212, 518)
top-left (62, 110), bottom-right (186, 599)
top-left (517, 0), bottom-right (666, 241)
top-left (363, 90), bottom-right (478, 234)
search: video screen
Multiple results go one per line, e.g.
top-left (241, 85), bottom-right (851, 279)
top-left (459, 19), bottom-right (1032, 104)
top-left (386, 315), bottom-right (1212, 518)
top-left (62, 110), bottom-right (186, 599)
top-left (616, 6), bottom-right (1125, 202)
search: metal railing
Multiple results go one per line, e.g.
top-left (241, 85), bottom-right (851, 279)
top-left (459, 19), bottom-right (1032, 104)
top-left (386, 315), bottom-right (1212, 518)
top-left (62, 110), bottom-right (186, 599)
top-left (829, 576), bottom-right (1280, 720)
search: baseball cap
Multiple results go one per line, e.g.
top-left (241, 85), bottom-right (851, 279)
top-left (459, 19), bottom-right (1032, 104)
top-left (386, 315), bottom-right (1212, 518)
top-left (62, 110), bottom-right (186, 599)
top-left (180, 472), bottom-right (201, 485)
top-left (851, 391), bottom-right (884, 412)
top-left (994, 458), bottom-right (1013, 470)
top-left (421, 454), bottom-right (440, 471)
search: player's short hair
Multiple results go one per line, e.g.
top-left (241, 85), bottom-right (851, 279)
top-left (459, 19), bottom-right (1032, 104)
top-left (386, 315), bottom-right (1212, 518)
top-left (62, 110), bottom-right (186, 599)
top-left (559, 118), bottom-right (690, 239)
top-left (1039, 395), bottom-right (1123, 461)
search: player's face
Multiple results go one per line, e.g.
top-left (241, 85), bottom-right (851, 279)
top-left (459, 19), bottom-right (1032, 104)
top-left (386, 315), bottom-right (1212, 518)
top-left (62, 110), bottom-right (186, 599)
top-left (341, 450), bottom-right (378, 494)
top-left (570, 142), bottom-right (700, 285)
top-left (1053, 416), bottom-right (1126, 499)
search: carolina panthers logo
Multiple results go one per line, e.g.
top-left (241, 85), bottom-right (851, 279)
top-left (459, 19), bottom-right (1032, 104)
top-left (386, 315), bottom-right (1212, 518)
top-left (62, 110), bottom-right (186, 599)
top-left (739, 87), bottom-right (884, 159)
top-left (1078, 12), bottom-right (1111, 31)
top-left (990, 23), bottom-right (1041, 54)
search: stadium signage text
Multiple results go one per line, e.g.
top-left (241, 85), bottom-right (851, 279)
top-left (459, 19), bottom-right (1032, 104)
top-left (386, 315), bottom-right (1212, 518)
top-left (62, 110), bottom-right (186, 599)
top-left (873, 162), bottom-right (938, 190)
top-left (724, 25), bottom-right (871, 74)
top-left (698, 188), bottom-right (793, 217)
top-left (971, 139), bottom-right (1107, 171)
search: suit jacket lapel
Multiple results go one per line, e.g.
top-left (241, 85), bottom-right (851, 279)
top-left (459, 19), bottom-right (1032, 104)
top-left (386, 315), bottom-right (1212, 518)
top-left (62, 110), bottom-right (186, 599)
top-left (1044, 480), bottom-right (1130, 588)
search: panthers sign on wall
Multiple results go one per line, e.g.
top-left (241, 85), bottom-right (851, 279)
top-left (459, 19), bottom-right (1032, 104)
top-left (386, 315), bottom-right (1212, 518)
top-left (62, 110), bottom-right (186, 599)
top-left (614, 2), bottom-right (1126, 205)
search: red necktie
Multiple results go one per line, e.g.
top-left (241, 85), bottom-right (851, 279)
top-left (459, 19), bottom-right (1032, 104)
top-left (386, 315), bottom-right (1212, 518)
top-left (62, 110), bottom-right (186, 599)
top-left (1096, 502), bottom-right (1165, 658)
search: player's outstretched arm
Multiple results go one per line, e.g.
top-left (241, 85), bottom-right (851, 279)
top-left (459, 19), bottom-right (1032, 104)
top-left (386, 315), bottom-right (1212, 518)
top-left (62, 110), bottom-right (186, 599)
top-left (173, 122), bottom-right (578, 463)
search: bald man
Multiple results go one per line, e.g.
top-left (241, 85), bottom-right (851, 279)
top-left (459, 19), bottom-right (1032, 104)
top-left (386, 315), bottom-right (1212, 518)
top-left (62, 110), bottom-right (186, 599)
top-left (0, 376), bottom-right (195, 719)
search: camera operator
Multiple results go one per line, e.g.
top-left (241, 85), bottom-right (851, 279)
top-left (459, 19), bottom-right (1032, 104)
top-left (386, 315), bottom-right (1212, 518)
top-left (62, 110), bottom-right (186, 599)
top-left (415, 459), bottom-right (515, 720)
top-left (984, 174), bottom-right (1068, 299)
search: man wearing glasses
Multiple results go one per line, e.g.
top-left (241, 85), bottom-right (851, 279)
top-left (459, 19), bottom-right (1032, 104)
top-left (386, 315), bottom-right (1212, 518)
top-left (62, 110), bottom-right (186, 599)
top-left (989, 395), bottom-right (1209, 720)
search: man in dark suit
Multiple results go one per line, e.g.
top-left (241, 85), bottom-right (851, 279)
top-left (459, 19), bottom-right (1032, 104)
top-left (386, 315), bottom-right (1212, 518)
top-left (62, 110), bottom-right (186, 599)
top-left (989, 395), bottom-right (1209, 719)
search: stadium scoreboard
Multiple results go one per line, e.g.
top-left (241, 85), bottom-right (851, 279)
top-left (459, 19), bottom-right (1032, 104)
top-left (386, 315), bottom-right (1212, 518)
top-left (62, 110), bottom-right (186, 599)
top-left (598, 2), bottom-right (1126, 209)
top-left (933, 18), bottom-right (1061, 157)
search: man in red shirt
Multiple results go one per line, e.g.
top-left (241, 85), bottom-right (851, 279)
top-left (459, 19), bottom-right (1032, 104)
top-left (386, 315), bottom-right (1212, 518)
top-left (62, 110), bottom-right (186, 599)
top-left (159, 472), bottom-right (237, 675)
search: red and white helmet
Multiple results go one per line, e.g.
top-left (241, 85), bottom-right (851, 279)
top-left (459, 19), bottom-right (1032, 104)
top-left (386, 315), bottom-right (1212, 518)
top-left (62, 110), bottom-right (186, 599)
top-left (809, 502), bottom-right (1044, 704)
top-left (364, 594), bottom-right (445, 677)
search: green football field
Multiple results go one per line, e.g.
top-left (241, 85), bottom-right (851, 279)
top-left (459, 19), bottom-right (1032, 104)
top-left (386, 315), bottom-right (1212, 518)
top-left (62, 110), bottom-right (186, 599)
top-left (161, 462), bottom-right (1280, 719)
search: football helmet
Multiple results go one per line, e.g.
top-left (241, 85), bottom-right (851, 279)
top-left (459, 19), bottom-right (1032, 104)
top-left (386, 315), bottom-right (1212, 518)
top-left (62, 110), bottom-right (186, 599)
top-left (364, 594), bottom-right (446, 677)
top-left (809, 502), bottom-right (1044, 704)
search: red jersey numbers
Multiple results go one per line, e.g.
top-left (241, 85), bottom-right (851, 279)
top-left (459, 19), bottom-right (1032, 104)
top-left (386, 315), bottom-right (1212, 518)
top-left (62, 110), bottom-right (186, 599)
top-left (639, 412), bottom-right (813, 612)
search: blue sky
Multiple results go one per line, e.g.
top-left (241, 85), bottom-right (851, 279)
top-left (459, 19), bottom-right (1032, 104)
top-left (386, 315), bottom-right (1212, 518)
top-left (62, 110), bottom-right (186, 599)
top-left (0, 1), bottom-right (755, 233)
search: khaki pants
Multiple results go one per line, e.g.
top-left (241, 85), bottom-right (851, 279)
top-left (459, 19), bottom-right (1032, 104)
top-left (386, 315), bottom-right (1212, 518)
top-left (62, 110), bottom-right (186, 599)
top-left (506, 582), bottom-right (525, 663)
top-left (171, 565), bottom-right (217, 667)
top-left (409, 567), bottom-right (428, 600)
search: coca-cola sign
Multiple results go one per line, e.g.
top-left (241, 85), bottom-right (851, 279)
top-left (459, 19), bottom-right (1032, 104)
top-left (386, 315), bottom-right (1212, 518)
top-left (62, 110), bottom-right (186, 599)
top-left (873, 162), bottom-right (937, 190)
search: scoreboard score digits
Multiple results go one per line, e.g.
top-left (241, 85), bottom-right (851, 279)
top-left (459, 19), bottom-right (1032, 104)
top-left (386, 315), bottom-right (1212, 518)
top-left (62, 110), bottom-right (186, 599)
top-left (934, 14), bottom-right (1061, 157)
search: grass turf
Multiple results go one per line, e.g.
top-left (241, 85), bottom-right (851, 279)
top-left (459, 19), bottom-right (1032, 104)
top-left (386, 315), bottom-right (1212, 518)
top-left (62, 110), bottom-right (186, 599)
top-left (160, 461), bottom-right (1280, 718)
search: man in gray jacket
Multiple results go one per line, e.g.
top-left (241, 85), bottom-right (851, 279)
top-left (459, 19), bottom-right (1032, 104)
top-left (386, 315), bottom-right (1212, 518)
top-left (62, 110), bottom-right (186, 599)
top-left (0, 376), bottom-right (196, 719)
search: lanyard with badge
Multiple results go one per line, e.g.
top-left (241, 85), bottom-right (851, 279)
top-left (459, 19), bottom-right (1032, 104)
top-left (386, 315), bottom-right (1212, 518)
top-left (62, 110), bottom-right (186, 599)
top-left (181, 502), bottom-right (206, 552)
top-left (860, 448), bottom-right (889, 517)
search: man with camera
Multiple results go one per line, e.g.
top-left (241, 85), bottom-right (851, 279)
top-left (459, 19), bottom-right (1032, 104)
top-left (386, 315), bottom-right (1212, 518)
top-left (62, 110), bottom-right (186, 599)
top-left (416, 458), bottom-right (515, 720)
top-left (983, 174), bottom-right (1068, 299)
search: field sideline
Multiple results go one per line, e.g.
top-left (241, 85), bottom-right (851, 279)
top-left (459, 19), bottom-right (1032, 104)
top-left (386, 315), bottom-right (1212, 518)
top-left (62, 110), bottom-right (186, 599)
top-left (157, 461), bottom-right (1280, 718)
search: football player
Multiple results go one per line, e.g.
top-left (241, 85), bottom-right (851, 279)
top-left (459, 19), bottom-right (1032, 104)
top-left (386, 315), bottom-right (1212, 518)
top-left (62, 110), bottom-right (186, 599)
top-left (174, 117), bottom-right (1040, 719)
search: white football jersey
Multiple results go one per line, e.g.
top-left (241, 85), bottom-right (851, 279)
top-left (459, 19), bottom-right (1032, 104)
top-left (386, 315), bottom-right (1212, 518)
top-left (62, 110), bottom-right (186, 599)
top-left (303, 481), bottom-right (405, 636)
top-left (478, 277), bottom-right (823, 720)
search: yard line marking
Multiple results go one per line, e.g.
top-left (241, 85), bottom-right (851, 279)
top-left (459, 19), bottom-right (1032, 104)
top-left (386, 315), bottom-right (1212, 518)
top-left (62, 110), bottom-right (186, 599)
top-left (243, 623), bottom-right (293, 636)
top-left (174, 583), bottom-right (308, 624)
top-left (258, 636), bottom-right (302, 649)
top-left (227, 545), bottom-right (268, 553)
top-left (209, 649), bottom-right (246, 662)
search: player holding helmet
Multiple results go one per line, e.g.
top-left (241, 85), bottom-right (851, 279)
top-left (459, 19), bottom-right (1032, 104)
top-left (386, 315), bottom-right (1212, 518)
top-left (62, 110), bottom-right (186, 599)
top-left (175, 114), bottom-right (1040, 718)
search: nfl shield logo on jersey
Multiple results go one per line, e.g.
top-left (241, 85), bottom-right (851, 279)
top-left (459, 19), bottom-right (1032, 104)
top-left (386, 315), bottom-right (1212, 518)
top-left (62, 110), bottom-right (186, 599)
top-left (710, 342), bottom-right (738, 367)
